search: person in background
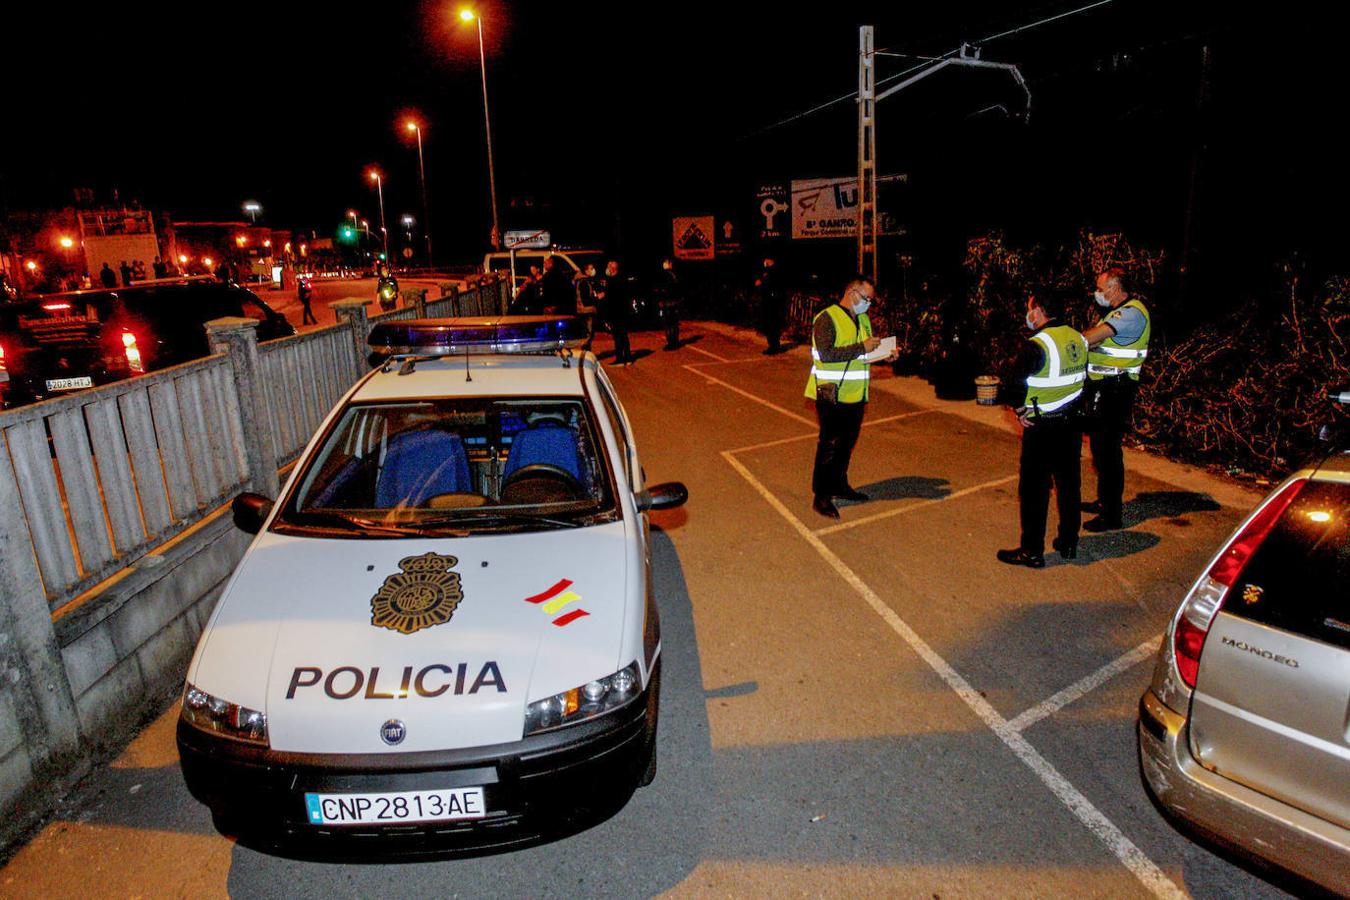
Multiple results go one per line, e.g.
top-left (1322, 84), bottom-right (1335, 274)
top-left (598, 260), bottom-right (634, 366)
top-left (119, 260), bottom-right (133, 286)
top-left (152, 257), bottom-right (167, 279)
top-left (658, 258), bottom-right (681, 350)
top-left (574, 263), bottom-right (599, 349)
top-left (757, 257), bottom-right (786, 355)
top-left (100, 263), bottom-right (118, 289)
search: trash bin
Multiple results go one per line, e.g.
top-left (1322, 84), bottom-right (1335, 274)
top-left (975, 375), bottom-right (1001, 405)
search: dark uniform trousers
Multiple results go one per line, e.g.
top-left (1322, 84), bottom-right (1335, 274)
top-left (1085, 377), bottom-right (1138, 521)
top-left (812, 399), bottom-right (866, 499)
top-left (1019, 415), bottom-right (1081, 556)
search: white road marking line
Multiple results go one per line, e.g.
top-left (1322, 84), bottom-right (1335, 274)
top-left (726, 410), bottom-right (936, 455)
top-left (684, 343), bottom-right (732, 363)
top-left (683, 366), bottom-right (817, 426)
top-left (1007, 637), bottom-right (1162, 733)
top-left (722, 451), bottom-right (1184, 899)
top-left (814, 474), bottom-right (1019, 536)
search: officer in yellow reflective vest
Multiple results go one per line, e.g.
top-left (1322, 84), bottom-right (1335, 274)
top-left (998, 290), bottom-right (1088, 569)
top-left (804, 277), bottom-right (897, 519)
top-left (1080, 267), bottom-right (1150, 532)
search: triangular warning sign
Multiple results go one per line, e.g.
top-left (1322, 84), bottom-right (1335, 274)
top-left (677, 224), bottom-right (711, 251)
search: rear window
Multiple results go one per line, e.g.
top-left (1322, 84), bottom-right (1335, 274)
top-left (1226, 479), bottom-right (1350, 650)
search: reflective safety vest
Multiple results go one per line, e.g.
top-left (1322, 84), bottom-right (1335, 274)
top-left (1023, 324), bottom-right (1088, 415)
top-left (803, 305), bottom-right (872, 404)
top-left (1088, 297), bottom-right (1150, 381)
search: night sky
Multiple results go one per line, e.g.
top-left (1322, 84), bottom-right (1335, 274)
top-left (2, 1), bottom-right (1344, 302)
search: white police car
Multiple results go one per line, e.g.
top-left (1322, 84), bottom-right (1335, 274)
top-left (176, 316), bottom-right (686, 855)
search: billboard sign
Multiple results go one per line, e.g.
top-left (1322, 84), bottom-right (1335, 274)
top-left (791, 177), bottom-right (858, 240)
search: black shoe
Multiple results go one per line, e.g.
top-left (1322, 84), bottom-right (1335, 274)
top-left (812, 496), bottom-right (841, 519)
top-left (1052, 538), bottom-right (1078, 559)
top-left (996, 548), bottom-right (1045, 569)
top-left (1081, 499), bottom-right (1103, 514)
top-left (1083, 515), bottom-right (1122, 533)
top-left (835, 487), bottom-right (869, 502)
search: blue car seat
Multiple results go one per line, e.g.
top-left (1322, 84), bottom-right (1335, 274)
top-left (375, 429), bottom-right (472, 507)
top-left (503, 421), bottom-right (587, 488)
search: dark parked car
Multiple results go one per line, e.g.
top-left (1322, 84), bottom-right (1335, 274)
top-left (0, 278), bottom-right (294, 409)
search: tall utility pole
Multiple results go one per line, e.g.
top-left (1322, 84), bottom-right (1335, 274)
top-left (857, 26), bottom-right (879, 285)
top-left (856, 33), bottom-right (1031, 288)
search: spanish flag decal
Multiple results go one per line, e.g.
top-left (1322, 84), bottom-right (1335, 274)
top-left (523, 578), bottom-right (590, 627)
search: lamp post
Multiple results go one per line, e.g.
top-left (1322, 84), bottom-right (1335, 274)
top-left (460, 9), bottom-right (500, 250)
top-left (367, 170), bottom-right (388, 262)
top-left (405, 120), bottom-right (434, 265)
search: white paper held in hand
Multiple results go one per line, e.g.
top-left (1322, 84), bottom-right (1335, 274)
top-left (862, 336), bottom-right (896, 363)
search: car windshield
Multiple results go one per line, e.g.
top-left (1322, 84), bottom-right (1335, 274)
top-left (276, 397), bottom-right (617, 536)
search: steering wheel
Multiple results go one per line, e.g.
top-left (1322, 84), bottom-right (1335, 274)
top-left (500, 463), bottom-right (585, 504)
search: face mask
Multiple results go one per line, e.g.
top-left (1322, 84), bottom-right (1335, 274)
top-left (853, 295), bottom-right (871, 315)
top-left (1094, 291), bottom-right (1110, 308)
top-left (1025, 313), bottom-right (1037, 331)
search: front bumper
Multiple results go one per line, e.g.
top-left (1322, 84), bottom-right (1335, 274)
top-left (178, 662), bottom-right (658, 859)
top-left (1137, 688), bottom-right (1350, 895)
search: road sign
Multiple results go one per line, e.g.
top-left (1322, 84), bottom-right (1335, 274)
top-left (756, 183), bottom-right (788, 240)
top-left (504, 229), bottom-right (550, 250)
top-left (672, 217), bottom-right (715, 261)
top-left (715, 220), bottom-right (742, 256)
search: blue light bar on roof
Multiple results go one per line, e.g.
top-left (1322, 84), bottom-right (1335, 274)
top-left (367, 316), bottom-right (588, 355)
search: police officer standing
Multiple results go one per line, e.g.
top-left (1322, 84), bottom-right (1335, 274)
top-left (1080, 267), bottom-right (1150, 532)
top-left (997, 290), bottom-right (1088, 568)
top-left (805, 276), bottom-right (896, 519)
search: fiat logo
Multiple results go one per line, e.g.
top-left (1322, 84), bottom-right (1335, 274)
top-left (380, 719), bottom-right (406, 745)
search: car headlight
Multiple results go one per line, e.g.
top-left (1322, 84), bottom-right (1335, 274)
top-left (181, 683), bottom-right (268, 745)
top-left (523, 662), bottom-right (642, 736)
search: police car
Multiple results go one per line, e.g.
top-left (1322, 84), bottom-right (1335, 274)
top-left (177, 316), bottom-right (686, 855)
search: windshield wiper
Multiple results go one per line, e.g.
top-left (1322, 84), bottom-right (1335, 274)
top-left (419, 509), bottom-right (586, 530)
top-left (285, 510), bottom-right (466, 537)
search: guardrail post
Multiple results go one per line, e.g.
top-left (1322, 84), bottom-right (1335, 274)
top-left (205, 318), bottom-right (280, 498)
top-left (496, 273), bottom-right (510, 314)
top-left (410, 288), bottom-right (427, 318)
top-left (330, 298), bottom-right (371, 378)
top-left (0, 454), bottom-right (84, 777)
top-left (448, 285), bottom-right (461, 316)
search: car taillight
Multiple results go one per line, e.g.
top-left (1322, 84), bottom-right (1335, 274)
top-left (1173, 478), bottom-right (1307, 687)
top-left (122, 330), bottom-right (144, 373)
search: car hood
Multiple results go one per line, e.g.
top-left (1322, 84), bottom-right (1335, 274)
top-left (189, 522), bottom-right (630, 753)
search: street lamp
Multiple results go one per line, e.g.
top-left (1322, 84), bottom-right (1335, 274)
top-left (367, 170), bottom-right (388, 261)
top-left (404, 120), bottom-right (434, 265)
top-left (243, 200), bottom-right (261, 224)
top-left (459, 8), bottom-right (501, 250)
top-left (58, 236), bottom-right (74, 249)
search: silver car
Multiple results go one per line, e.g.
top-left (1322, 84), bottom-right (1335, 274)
top-left (1139, 453), bottom-right (1350, 893)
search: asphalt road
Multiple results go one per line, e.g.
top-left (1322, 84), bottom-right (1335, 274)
top-left (0, 323), bottom-right (1297, 898)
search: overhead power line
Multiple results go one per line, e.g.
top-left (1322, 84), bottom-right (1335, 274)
top-left (741, 0), bottom-right (1114, 139)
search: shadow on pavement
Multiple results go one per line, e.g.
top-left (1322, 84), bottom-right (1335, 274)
top-left (1121, 491), bottom-right (1223, 529)
top-left (856, 475), bottom-right (951, 502)
top-left (223, 528), bottom-right (714, 898)
top-left (1048, 529), bottom-right (1163, 567)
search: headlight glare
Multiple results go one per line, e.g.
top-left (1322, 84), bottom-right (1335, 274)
top-left (524, 662), bottom-right (642, 736)
top-left (181, 682), bottom-right (268, 745)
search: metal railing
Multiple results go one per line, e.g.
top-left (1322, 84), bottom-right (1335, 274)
top-left (258, 324), bottom-right (365, 466)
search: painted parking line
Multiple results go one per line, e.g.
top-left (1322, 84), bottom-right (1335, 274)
top-left (814, 474), bottom-right (1020, 536)
top-left (722, 450), bottom-right (1183, 899)
top-left (1007, 637), bottom-right (1162, 733)
top-left (683, 365), bottom-right (818, 427)
top-left (684, 343), bottom-right (733, 363)
top-left (727, 410), bottom-right (935, 455)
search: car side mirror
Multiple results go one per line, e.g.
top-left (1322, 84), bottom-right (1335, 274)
top-left (635, 482), bottom-right (688, 512)
top-left (232, 492), bottom-right (274, 534)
